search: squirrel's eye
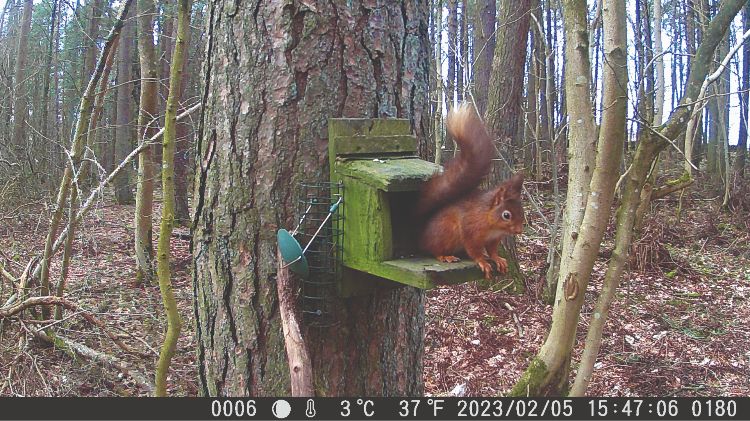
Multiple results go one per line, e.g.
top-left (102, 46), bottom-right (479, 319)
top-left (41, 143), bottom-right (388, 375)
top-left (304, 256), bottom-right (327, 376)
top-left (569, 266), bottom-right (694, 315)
top-left (501, 210), bottom-right (512, 221)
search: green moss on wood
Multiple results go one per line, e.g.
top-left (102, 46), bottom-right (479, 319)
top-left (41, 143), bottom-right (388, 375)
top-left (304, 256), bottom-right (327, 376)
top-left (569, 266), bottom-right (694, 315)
top-left (509, 357), bottom-right (548, 396)
top-left (336, 158), bottom-right (437, 192)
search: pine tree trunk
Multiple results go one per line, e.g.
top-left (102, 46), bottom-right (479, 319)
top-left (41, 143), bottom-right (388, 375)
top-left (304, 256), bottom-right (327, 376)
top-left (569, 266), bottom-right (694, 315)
top-left (10, 0), bottom-right (33, 156)
top-left (432, 0), bottom-right (444, 165)
top-left (113, 8), bottom-right (135, 204)
top-left (193, 0), bottom-right (430, 396)
top-left (483, 0), bottom-right (532, 290)
top-left (472, 0), bottom-right (495, 115)
top-left (173, 14), bottom-right (192, 227)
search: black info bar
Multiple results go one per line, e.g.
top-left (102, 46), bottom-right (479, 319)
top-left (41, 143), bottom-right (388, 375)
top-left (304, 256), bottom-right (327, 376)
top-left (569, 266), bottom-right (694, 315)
top-left (0, 397), bottom-right (746, 420)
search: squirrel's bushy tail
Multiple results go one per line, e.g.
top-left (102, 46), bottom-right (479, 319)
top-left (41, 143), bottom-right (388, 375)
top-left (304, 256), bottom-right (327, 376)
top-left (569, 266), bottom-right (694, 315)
top-left (416, 102), bottom-right (494, 216)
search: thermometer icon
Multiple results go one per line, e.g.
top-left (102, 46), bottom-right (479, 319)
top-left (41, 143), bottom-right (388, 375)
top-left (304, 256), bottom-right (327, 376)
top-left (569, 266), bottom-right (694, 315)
top-left (305, 399), bottom-right (316, 418)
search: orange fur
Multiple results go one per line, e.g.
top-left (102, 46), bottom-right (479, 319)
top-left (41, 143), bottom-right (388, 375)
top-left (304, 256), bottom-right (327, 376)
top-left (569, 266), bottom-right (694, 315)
top-left (418, 103), bottom-right (525, 279)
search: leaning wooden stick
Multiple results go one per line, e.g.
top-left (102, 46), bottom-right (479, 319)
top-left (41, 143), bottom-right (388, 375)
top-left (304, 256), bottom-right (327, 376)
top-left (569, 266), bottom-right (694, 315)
top-left (276, 248), bottom-right (314, 396)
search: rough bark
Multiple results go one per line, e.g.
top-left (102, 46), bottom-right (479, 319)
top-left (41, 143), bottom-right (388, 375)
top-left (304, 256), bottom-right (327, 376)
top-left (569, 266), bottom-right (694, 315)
top-left (193, 0), bottom-right (429, 397)
top-left (134, 0), bottom-right (159, 284)
top-left (433, 0), bottom-right (444, 165)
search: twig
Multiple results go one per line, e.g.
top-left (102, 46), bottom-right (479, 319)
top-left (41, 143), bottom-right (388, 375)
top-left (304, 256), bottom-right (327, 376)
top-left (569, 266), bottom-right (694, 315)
top-left (0, 262), bottom-right (17, 287)
top-left (503, 302), bottom-right (524, 338)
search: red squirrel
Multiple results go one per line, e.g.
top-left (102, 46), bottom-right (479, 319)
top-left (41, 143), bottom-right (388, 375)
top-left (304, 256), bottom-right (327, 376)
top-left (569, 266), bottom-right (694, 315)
top-left (416, 103), bottom-right (525, 279)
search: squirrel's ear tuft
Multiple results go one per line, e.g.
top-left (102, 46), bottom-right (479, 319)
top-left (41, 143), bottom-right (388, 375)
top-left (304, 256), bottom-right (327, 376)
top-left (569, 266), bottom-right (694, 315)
top-left (492, 173), bottom-right (523, 206)
top-left (505, 173), bottom-right (523, 199)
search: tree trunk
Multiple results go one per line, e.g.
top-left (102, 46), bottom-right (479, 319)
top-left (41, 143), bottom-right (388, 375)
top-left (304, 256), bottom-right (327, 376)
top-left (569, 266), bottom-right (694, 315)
top-left (173, 13), bottom-right (192, 227)
top-left (134, 0), bottom-right (159, 284)
top-left (193, 0), bottom-right (429, 396)
top-left (446, 0), bottom-right (458, 111)
top-left (82, 0), bottom-right (103, 80)
top-left (543, 0), bottom-right (597, 303)
top-left (37, 0), bottom-right (135, 321)
top-left (568, 0), bottom-right (746, 395)
top-left (155, 1), bottom-right (175, 166)
top-left (41, 0), bottom-right (59, 151)
top-left (433, 0), bottom-right (444, 165)
top-left (653, 0), bottom-right (665, 125)
top-left (113, 8), bottom-right (135, 204)
top-left (457, 0), bottom-right (467, 103)
top-left (513, 0), bottom-right (628, 395)
top-left (472, 0), bottom-right (496, 115)
top-left (10, 0), bottom-right (33, 156)
top-left (733, 3), bottom-right (749, 180)
top-left (484, 0), bottom-right (532, 290)
top-left (154, 0), bottom-right (189, 396)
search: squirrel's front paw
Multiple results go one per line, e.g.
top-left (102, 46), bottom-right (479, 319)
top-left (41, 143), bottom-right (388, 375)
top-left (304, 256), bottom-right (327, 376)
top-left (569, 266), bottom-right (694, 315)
top-left (491, 256), bottom-right (508, 273)
top-left (477, 260), bottom-right (494, 279)
top-left (437, 255), bottom-right (461, 263)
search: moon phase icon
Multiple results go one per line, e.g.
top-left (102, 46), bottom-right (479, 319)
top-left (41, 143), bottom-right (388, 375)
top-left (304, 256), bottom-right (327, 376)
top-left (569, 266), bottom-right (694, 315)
top-left (272, 399), bottom-right (292, 419)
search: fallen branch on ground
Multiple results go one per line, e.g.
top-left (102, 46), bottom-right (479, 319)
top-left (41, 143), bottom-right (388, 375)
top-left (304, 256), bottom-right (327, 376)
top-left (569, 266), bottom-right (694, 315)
top-left (652, 178), bottom-right (695, 201)
top-left (0, 295), bottom-right (146, 357)
top-left (30, 328), bottom-right (155, 393)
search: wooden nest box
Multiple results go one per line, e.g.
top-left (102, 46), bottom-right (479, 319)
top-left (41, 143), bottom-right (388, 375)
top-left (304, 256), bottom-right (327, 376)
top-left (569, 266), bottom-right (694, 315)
top-left (328, 118), bottom-right (482, 295)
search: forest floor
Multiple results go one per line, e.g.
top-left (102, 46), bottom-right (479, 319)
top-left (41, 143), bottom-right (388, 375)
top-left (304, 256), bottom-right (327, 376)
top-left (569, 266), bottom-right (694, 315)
top-left (0, 175), bottom-right (748, 396)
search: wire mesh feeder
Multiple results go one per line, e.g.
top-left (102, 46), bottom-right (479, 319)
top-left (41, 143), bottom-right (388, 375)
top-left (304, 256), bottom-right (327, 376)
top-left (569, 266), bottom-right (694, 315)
top-left (279, 182), bottom-right (343, 327)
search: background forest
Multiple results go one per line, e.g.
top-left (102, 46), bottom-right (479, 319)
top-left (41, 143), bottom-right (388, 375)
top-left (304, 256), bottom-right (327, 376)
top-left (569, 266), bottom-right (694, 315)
top-left (0, 0), bottom-right (748, 397)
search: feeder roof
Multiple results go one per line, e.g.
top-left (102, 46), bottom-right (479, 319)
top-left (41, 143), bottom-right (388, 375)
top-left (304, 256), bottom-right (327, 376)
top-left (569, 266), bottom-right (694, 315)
top-left (335, 157), bottom-right (439, 192)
